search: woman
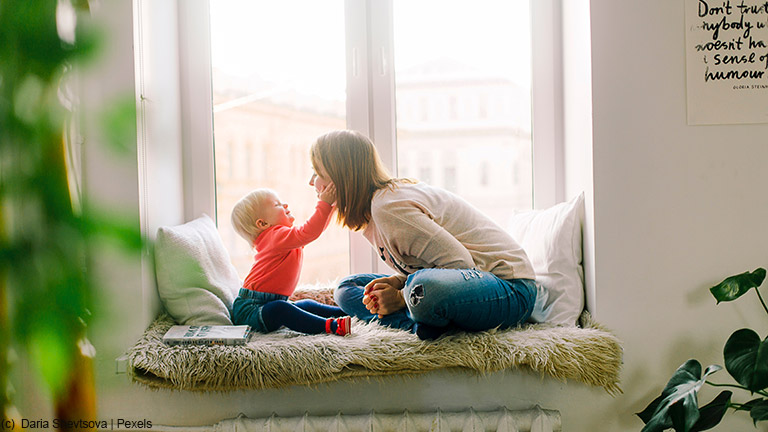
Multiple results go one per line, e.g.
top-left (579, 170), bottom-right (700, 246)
top-left (309, 130), bottom-right (544, 340)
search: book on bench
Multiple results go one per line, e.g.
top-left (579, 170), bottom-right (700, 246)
top-left (162, 325), bottom-right (251, 346)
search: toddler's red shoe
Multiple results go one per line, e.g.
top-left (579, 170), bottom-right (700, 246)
top-left (335, 316), bottom-right (352, 336)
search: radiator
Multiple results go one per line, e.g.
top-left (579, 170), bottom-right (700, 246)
top-left (178, 406), bottom-right (561, 432)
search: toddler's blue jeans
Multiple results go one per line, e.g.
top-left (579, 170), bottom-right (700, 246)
top-left (233, 288), bottom-right (345, 334)
top-left (334, 269), bottom-right (536, 336)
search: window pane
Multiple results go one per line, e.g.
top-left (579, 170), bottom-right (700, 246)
top-left (210, 0), bottom-right (349, 285)
top-left (393, 0), bottom-right (533, 226)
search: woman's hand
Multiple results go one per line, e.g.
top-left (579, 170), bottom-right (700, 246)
top-left (363, 275), bottom-right (406, 318)
top-left (319, 183), bottom-right (337, 205)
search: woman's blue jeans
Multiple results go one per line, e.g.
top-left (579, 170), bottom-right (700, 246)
top-left (334, 269), bottom-right (537, 333)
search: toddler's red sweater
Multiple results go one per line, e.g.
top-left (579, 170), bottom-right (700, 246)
top-left (243, 201), bottom-right (333, 296)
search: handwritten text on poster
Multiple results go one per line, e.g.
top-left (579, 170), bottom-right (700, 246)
top-left (685, 0), bottom-right (768, 124)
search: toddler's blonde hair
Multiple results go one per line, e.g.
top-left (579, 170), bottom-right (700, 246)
top-left (231, 188), bottom-right (277, 245)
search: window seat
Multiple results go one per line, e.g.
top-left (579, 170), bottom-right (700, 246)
top-left (132, 194), bottom-right (622, 395)
top-left (126, 304), bottom-right (621, 394)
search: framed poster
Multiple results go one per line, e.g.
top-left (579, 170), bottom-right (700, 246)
top-left (685, 0), bottom-right (768, 125)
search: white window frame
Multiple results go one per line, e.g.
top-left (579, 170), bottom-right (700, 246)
top-left (178, 0), bottom-right (216, 222)
top-left (531, 0), bottom-right (566, 209)
top-left (177, 0), bottom-right (565, 276)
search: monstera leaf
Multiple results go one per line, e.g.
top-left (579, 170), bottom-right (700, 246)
top-left (748, 399), bottom-right (768, 424)
top-left (710, 268), bottom-right (766, 304)
top-left (689, 391), bottom-right (733, 431)
top-left (724, 328), bottom-right (768, 393)
top-left (637, 360), bottom-right (728, 432)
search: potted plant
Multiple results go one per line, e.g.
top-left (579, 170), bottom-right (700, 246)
top-left (637, 268), bottom-right (768, 431)
top-left (1, 0), bottom-right (141, 427)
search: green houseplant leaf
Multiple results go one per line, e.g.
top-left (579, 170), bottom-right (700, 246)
top-left (749, 399), bottom-right (768, 424)
top-left (724, 328), bottom-right (768, 393)
top-left (637, 393), bottom-right (664, 425)
top-left (640, 268), bottom-right (768, 430)
top-left (690, 390), bottom-right (732, 431)
top-left (637, 360), bottom-right (722, 432)
top-left (710, 268), bottom-right (766, 304)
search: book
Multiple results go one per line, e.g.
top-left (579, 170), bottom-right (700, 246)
top-left (162, 325), bottom-right (251, 346)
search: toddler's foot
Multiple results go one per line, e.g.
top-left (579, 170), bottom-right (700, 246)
top-left (335, 316), bottom-right (352, 336)
top-left (326, 316), bottom-right (352, 336)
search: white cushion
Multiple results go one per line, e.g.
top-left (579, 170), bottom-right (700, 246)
top-left (508, 193), bottom-right (585, 326)
top-left (154, 215), bottom-right (240, 325)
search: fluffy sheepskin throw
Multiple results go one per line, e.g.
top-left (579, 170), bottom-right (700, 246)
top-left (127, 289), bottom-right (622, 394)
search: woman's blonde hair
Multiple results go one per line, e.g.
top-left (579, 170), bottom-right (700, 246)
top-left (230, 188), bottom-right (276, 245)
top-left (310, 130), bottom-right (395, 231)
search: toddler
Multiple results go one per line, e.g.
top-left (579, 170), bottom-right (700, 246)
top-left (230, 186), bottom-right (351, 336)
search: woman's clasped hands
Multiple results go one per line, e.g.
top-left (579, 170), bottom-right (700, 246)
top-left (363, 275), bottom-right (407, 318)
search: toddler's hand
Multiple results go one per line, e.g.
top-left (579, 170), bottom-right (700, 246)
top-left (319, 183), bottom-right (337, 205)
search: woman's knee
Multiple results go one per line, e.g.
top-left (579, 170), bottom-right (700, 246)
top-left (403, 270), bottom-right (452, 323)
top-left (333, 277), bottom-right (366, 312)
top-left (333, 283), bottom-right (356, 308)
top-left (334, 273), bottom-right (381, 307)
top-left (337, 274), bottom-right (360, 289)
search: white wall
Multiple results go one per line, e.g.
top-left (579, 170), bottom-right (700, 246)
top-left (588, 0), bottom-right (768, 430)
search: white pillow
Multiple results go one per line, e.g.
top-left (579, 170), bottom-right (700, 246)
top-left (508, 193), bottom-right (585, 326)
top-left (154, 215), bottom-right (240, 325)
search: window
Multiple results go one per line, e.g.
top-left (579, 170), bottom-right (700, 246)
top-left (209, 1), bottom-right (349, 284)
top-left (392, 0), bottom-right (533, 224)
top-left (183, 0), bottom-right (561, 283)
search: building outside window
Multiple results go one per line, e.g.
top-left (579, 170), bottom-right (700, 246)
top-left (209, 0), bottom-right (534, 284)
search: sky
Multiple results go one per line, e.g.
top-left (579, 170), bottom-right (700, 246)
top-left (209, 0), bottom-right (532, 100)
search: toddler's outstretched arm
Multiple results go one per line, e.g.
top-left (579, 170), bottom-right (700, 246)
top-left (265, 190), bottom-right (335, 250)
